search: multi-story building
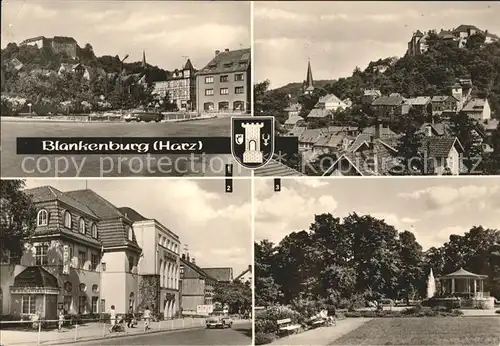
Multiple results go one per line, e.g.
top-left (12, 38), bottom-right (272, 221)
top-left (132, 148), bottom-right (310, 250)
top-left (20, 36), bottom-right (78, 59)
top-left (196, 48), bottom-right (251, 114)
top-left (123, 207), bottom-right (181, 318)
top-left (153, 59), bottom-right (197, 111)
top-left (0, 186), bottom-right (143, 319)
top-left (179, 255), bottom-right (216, 314)
top-left (234, 265), bottom-right (252, 285)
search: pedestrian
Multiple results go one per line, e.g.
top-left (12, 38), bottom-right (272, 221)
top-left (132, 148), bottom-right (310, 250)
top-left (109, 305), bottom-right (116, 333)
top-left (143, 306), bottom-right (151, 331)
top-left (127, 306), bottom-right (135, 328)
top-left (58, 309), bottom-right (64, 332)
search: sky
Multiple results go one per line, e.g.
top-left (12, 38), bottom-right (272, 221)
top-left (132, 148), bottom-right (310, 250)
top-left (255, 177), bottom-right (500, 251)
top-left (24, 178), bottom-right (252, 276)
top-left (254, 1), bottom-right (500, 88)
top-left (1, 0), bottom-right (250, 71)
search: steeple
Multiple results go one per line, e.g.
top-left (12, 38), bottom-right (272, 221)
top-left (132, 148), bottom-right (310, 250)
top-left (305, 59), bottom-right (314, 89)
top-left (142, 50), bottom-right (147, 68)
top-left (183, 58), bottom-right (194, 71)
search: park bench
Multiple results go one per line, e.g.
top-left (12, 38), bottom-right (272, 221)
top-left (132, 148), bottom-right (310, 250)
top-left (277, 318), bottom-right (301, 335)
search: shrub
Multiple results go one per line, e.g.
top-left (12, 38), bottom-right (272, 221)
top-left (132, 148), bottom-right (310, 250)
top-left (255, 317), bottom-right (277, 334)
top-left (495, 309), bottom-right (500, 314)
top-left (422, 297), bottom-right (461, 309)
top-left (255, 332), bottom-right (275, 345)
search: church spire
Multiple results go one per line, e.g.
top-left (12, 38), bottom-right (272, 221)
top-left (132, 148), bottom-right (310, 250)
top-left (142, 50), bottom-right (147, 68)
top-left (305, 59), bottom-right (314, 88)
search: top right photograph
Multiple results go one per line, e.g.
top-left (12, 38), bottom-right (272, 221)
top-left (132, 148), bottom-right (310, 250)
top-left (254, 1), bottom-right (500, 177)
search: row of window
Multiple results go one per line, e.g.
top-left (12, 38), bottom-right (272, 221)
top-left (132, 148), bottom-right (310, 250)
top-left (34, 243), bottom-right (100, 271)
top-left (37, 209), bottom-right (98, 239)
top-left (205, 87), bottom-right (244, 96)
top-left (158, 235), bottom-right (179, 254)
top-left (204, 74), bottom-right (244, 84)
top-left (203, 101), bottom-right (245, 112)
top-left (21, 295), bottom-right (99, 315)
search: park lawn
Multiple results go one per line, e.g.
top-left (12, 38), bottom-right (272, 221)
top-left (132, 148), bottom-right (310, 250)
top-left (330, 317), bottom-right (500, 345)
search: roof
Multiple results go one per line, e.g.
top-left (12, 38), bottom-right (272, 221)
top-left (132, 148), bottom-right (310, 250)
top-left (287, 126), bottom-right (307, 137)
top-left (363, 89), bottom-right (381, 97)
top-left (305, 60), bottom-right (313, 88)
top-left (65, 189), bottom-right (125, 220)
top-left (406, 96), bottom-right (431, 106)
top-left (25, 186), bottom-right (97, 218)
top-left (198, 48), bottom-right (250, 75)
top-left (431, 95), bottom-right (458, 103)
top-left (361, 125), bottom-right (397, 137)
top-left (307, 108), bottom-right (332, 118)
top-left (284, 115), bottom-right (304, 125)
top-left (419, 122), bottom-right (451, 136)
top-left (117, 207), bottom-right (148, 222)
top-left (420, 136), bottom-right (464, 157)
top-left (453, 24), bottom-right (481, 33)
top-left (483, 118), bottom-right (499, 131)
top-left (181, 257), bottom-right (216, 281)
top-left (20, 36), bottom-right (46, 44)
top-left (314, 134), bottom-right (345, 148)
top-left (462, 98), bottom-right (488, 112)
top-left (317, 93), bottom-right (343, 104)
top-left (440, 267), bottom-right (488, 279)
top-left (202, 267), bottom-right (233, 282)
top-left (254, 159), bottom-right (304, 176)
top-left (327, 126), bottom-right (359, 134)
top-left (52, 36), bottom-right (77, 43)
top-left (284, 103), bottom-right (301, 112)
top-left (299, 129), bottom-right (325, 143)
top-left (13, 266), bottom-right (59, 289)
top-left (183, 58), bottom-right (194, 70)
top-left (371, 94), bottom-right (405, 106)
top-left (234, 265), bottom-right (252, 282)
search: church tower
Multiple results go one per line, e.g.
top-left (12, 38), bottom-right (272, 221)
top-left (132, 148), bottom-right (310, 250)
top-left (142, 50), bottom-right (147, 69)
top-left (303, 60), bottom-right (315, 95)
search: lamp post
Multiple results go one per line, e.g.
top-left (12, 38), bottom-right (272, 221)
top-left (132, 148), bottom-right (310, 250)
top-left (28, 103), bottom-right (32, 114)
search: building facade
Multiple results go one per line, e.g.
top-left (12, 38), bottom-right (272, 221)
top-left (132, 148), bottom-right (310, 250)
top-left (126, 207), bottom-right (181, 318)
top-left (153, 59), bottom-right (197, 111)
top-left (179, 255), bottom-right (215, 314)
top-left (20, 36), bottom-right (78, 59)
top-left (196, 48), bottom-right (251, 114)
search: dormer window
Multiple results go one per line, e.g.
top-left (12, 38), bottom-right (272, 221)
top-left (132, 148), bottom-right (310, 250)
top-left (37, 210), bottom-right (48, 226)
top-left (91, 223), bottom-right (98, 239)
top-left (63, 211), bottom-right (72, 229)
top-left (223, 62), bottom-right (233, 68)
top-left (79, 218), bottom-right (85, 234)
top-left (127, 226), bottom-right (133, 241)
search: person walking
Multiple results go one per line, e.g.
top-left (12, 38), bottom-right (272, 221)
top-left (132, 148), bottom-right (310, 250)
top-left (109, 305), bottom-right (117, 333)
top-left (58, 309), bottom-right (65, 332)
top-left (143, 306), bottom-right (151, 331)
top-left (126, 306), bottom-right (135, 328)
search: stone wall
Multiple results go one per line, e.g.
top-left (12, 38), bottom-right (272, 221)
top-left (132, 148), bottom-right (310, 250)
top-left (138, 274), bottom-right (160, 314)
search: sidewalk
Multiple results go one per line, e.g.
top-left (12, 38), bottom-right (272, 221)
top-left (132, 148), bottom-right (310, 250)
top-left (1, 317), bottom-right (207, 346)
top-left (269, 318), bottom-right (372, 345)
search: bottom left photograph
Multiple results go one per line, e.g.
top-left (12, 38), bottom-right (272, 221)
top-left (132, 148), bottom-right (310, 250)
top-left (0, 178), bottom-right (252, 346)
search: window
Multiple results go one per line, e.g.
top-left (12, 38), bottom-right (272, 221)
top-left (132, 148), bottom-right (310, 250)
top-left (79, 218), bottom-right (85, 234)
top-left (63, 295), bottom-right (72, 313)
top-left (101, 262), bottom-right (106, 272)
top-left (35, 244), bottom-right (48, 266)
top-left (92, 284), bottom-right (99, 293)
top-left (220, 88), bottom-right (229, 95)
top-left (235, 87), bottom-right (244, 94)
top-left (223, 62), bottom-right (233, 68)
top-left (37, 210), bottom-right (48, 226)
top-left (68, 246), bottom-right (73, 268)
top-left (91, 224), bottom-right (98, 238)
top-left (204, 102), bottom-right (214, 111)
top-left (204, 76), bottom-right (214, 84)
top-left (91, 297), bottom-right (98, 314)
top-left (22, 295), bottom-right (36, 314)
top-left (91, 254), bottom-right (99, 271)
top-left (78, 251), bottom-right (86, 269)
top-left (64, 281), bottom-right (72, 292)
top-left (128, 256), bottom-right (135, 272)
top-left (218, 101), bottom-right (229, 111)
top-left (128, 226), bottom-right (133, 241)
top-left (205, 89), bottom-right (214, 96)
top-left (234, 73), bottom-right (244, 81)
top-left (63, 211), bottom-right (72, 228)
top-left (220, 75), bottom-right (228, 82)
top-left (78, 296), bottom-right (87, 314)
top-left (79, 283), bottom-right (87, 293)
top-left (233, 101), bottom-right (244, 111)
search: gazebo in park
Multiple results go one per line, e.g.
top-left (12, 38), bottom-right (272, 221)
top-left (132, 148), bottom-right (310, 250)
top-left (437, 267), bottom-right (494, 309)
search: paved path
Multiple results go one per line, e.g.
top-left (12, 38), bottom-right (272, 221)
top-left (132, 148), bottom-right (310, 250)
top-left (75, 321), bottom-right (252, 345)
top-left (269, 318), bottom-right (372, 346)
top-left (0, 317), bottom-right (210, 345)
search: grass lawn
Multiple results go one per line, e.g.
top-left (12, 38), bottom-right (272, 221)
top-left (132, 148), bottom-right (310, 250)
top-left (330, 317), bottom-right (500, 345)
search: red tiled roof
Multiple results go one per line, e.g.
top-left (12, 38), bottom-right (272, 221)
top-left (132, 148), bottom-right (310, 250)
top-left (198, 48), bottom-right (250, 75)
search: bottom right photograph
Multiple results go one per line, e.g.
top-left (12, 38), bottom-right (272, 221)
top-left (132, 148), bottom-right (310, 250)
top-left (253, 177), bottom-right (500, 346)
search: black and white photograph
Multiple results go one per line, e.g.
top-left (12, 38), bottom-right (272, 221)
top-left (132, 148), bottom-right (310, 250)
top-left (254, 1), bottom-right (500, 177)
top-left (1, 1), bottom-right (251, 177)
top-left (0, 179), bottom-right (252, 345)
top-left (254, 177), bottom-right (500, 345)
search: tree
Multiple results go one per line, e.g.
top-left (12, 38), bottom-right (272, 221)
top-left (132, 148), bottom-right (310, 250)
top-left (255, 240), bottom-right (282, 306)
top-left (254, 80), bottom-right (289, 121)
top-left (213, 280), bottom-right (252, 314)
top-left (0, 180), bottom-right (36, 262)
top-left (393, 120), bottom-right (425, 175)
top-left (449, 111), bottom-right (484, 172)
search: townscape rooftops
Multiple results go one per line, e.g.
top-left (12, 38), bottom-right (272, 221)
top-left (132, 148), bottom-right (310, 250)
top-left (117, 207), bottom-right (148, 222)
top-left (307, 108), bottom-right (331, 118)
top-left (406, 96), bottom-right (431, 106)
top-left (371, 94), bottom-right (406, 106)
top-left (317, 93), bottom-right (343, 104)
top-left (299, 128), bottom-right (326, 143)
top-left (361, 125), bottom-right (397, 137)
top-left (202, 267), bottom-right (233, 282)
top-left (483, 118), bottom-right (499, 131)
top-left (431, 95), bottom-right (458, 102)
top-left (234, 265), bottom-right (252, 282)
top-left (284, 115), bottom-right (304, 125)
top-left (25, 186), bottom-right (98, 219)
top-left (198, 48), bottom-right (250, 75)
top-left (462, 98), bottom-right (488, 112)
top-left (363, 89), bottom-right (382, 97)
top-left (13, 266), bottom-right (58, 289)
top-left (284, 103), bottom-right (302, 112)
top-left (181, 257), bottom-right (217, 282)
top-left (254, 159), bottom-right (304, 177)
top-left (419, 136), bottom-right (464, 158)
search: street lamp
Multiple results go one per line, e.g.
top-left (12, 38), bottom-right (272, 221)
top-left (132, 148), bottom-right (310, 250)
top-left (28, 103), bottom-right (32, 114)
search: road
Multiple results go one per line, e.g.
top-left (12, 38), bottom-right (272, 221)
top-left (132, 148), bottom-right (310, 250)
top-left (0, 117), bottom-right (250, 177)
top-left (74, 322), bottom-right (252, 345)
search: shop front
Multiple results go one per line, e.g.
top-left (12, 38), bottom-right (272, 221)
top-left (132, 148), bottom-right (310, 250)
top-left (10, 266), bottom-right (60, 320)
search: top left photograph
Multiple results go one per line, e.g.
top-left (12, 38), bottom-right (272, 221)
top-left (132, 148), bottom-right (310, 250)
top-left (1, 1), bottom-right (252, 178)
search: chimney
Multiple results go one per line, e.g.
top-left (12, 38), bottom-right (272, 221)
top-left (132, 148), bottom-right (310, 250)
top-left (215, 50), bottom-right (220, 56)
top-left (375, 123), bottom-right (382, 139)
top-left (187, 253), bottom-right (190, 262)
top-left (225, 48), bottom-right (229, 52)
top-left (192, 257), bottom-right (196, 264)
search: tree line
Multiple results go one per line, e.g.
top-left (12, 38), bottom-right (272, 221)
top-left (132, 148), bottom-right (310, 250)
top-left (255, 212), bottom-right (500, 308)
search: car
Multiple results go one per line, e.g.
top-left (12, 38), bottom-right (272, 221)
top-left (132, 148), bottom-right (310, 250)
top-left (206, 314), bottom-right (233, 329)
top-left (124, 111), bottom-right (163, 122)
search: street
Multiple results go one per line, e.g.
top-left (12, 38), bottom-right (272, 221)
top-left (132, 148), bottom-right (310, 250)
top-left (0, 117), bottom-right (250, 177)
top-left (74, 322), bottom-right (252, 345)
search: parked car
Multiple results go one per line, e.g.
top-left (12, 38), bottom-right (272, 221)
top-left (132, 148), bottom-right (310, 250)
top-left (206, 314), bottom-right (232, 329)
top-left (124, 111), bottom-right (163, 122)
